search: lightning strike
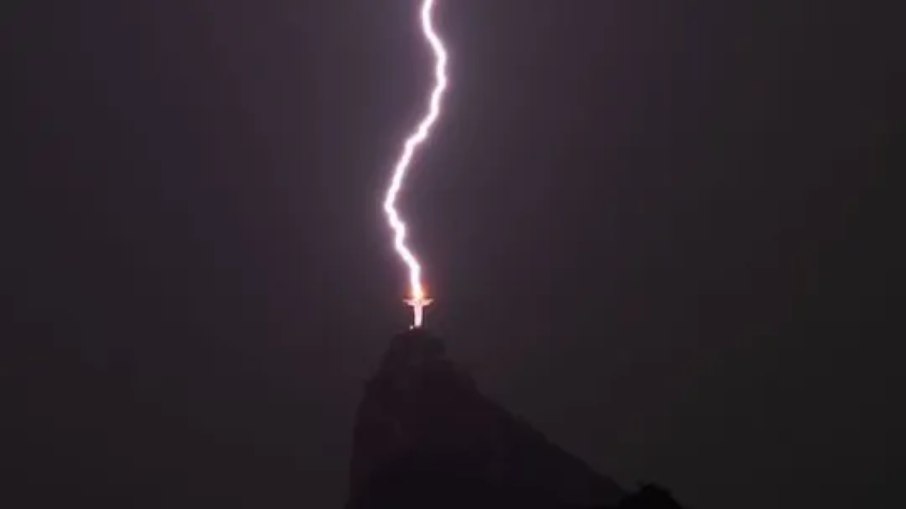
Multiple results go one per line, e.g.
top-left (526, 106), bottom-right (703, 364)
top-left (382, 0), bottom-right (448, 328)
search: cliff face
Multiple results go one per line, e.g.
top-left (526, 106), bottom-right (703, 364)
top-left (346, 329), bottom-right (626, 509)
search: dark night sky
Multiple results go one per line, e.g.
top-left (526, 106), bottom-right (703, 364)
top-left (3, 1), bottom-right (900, 508)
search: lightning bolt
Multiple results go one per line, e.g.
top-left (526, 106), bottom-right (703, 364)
top-left (382, 0), bottom-right (448, 327)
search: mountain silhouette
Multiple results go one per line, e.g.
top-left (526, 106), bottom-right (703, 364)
top-left (347, 329), bottom-right (684, 509)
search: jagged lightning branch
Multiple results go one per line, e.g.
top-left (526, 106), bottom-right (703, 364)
top-left (382, 0), bottom-right (448, 327)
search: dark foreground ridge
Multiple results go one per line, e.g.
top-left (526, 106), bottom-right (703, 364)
top-left (347, 329), bottom-right (684, 509)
